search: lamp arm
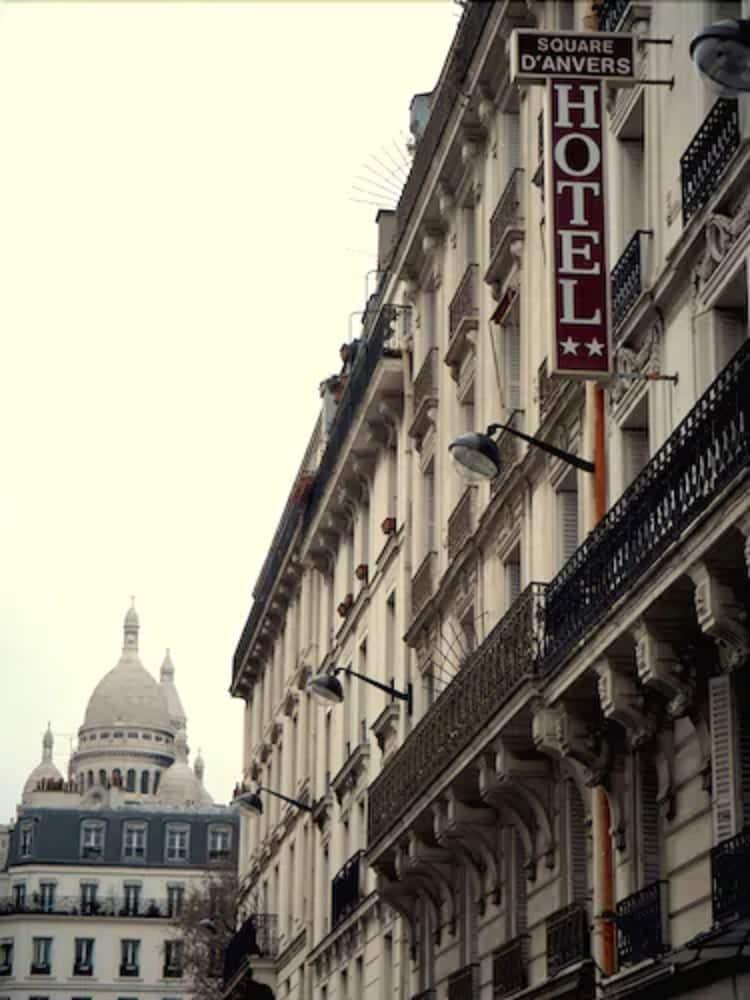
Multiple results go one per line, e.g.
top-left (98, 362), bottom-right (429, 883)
top-left (257, 786), bottom-right (313, 812)
top-left (486, 422), bottom-right (595, 473)
top-left (338, 666), bottom-right (410, 703)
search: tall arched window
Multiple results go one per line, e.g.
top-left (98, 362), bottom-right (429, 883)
top-left (140, 771), bottom-right (149, 794)
top-left (153, 770), bottom-right (161, 794)
top-left (112, 768), bottom-right (122, 787)
top-left (87, 770), bottom-right (94, 788)
top-left (126, 769), bottom-right (136, 792)
top-left (98, 769), bottom-right (107, 786)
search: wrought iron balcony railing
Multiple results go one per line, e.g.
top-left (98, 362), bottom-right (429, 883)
top-left (223, 913), bottom-right (278, 986)
top-left (331, 850), bottom-right (365, 928)
top-left (681, 98), bottom-right (740, 225)
top-left (493, 935), bottom-right (527, 996)
top-left (711, 829), bottom-right (750, 926)
top-left (596, 0), bottom-right (631, 32)
top-left (448, 963), bottom-right (478, 1000)
top-left (119, 963), bottom-right (139, 977)
top-left (546, 902), bottom-right (589, 977)
top-left (540, 338), bottom-right (750, 675)
top-left (368, 583), bottom-right (545, 847)
top-left (411, 550), bottom-right (437, 619)
top-left (449, 263), bottom-right (479, 340)
top-left (616, 881), bottom-right (669, 966)
top-left (0, 895), bottom-right (172, 918)
top-left (448, 487), bottom-right (476, 561)
top-left (487, 169), bottom-right (525, 284)
top-left (411, 348), bottom-right (439, 439)
top-left (611, 230), bottom-right (649, 332)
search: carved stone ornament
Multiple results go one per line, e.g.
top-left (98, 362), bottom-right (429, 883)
top-left (692, 188), bottom-right (750, 305)
top-left (632, 619), bottom-right (695, 718)
top-left (689, 561), bottom-right (750, 673)
top-left (597, 657), bottom-right (657, 749)
top-left (610, 321), bottom-right (662, 407)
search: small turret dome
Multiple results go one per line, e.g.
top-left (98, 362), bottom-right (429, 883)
top-left (22, 724), bottom-right (64, 803)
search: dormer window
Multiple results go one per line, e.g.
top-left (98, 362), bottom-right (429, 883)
top-left (19, 823), bottom-right (33, 857)
top-left (80, 822), bottom-right (105, 860)
top-left (122, 823), bottom-right (147, 861)
top-left (208, 826), bottom-right (232, 862)
top-left (165, 825), bottom-right (189, 863)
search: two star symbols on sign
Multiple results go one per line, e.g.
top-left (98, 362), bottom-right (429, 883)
top-left (560, 336), bottom-right (605, 357)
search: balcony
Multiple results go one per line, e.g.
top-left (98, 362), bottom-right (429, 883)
top-left (681, 99), bottom-right (740, 225)
top-left (448, 963), bottom-right (478, 1000)
top-left (368, 583), bottom-right (545, 848)
top-left (411, 550), bottom-right (437, 619)
top-left (331, 850), bottom-right (365, 928)
top-left (223, 913), bottom-right (278, 986)
top-left (0, 895), bottom-right (171, 918)
top-left (73, 963), bottom-right (93, 976)
top-left (447, 487), bottom-right (476, 561)
top-left (0, 964), bottom-right (11, 977)
top-left (119, 964), bottom-right (139, 977)
top-left (446, 263), bottom-right (479, 369)
top-left (410, 348), bottom-right (439, 441)
top-left (596, 0), bottom-right (634, 31)
top-left (492, 936), bottom-right (527, 997)
top-left (616, 881), bottom-right (669, 966)
top-left (30, 963), bottom-right (51, 975)
top-left (485, 169), bottom-right (524, 288)
top-left (611, 230), bottom-right (649, 333)
top-left (540, 338), bottom-right (750, 676)
top-left (711, 829), bottom-right (750, 926)
top-left (546, 903), bottom-right (589, 977)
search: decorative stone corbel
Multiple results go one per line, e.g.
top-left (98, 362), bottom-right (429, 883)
top-left (421, 227), bottom-right (443, 257)
top-left (596, 655), bottom-right (657, 748)
top-left (375, 873), bottom-right (419, 962)
top-left (478, 754), bottom-right (537, 881)
top-left (406, 833), bottom-right (457, 937)
top-left (494, 740), bottom-right (555, 869)
top-left (555, 706), bottom-right (613, 787)
top-left (736, 511), bottom-right (750, 578)
top-left (435, 792), bottom-right (502, 910)
top-left (437, 181), bottom-right (455, 223)
top-left (632, 619), bottom-right (695, 718)
top-left (477, 85), bottom-right (495, 130)
top-left (689, 561), bottom-right (750, 673)
top-left (432, 799), bottom-right (484, 914)
top-left (394, 844), bottom-right (444, 943)
top-left (531, 706), bottom-right (592, 823)
top-left (654, 729), bottom-right (676, 821)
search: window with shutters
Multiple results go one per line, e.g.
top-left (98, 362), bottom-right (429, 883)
top-left (619, 394), bottom-right (650, 496)
top-left (557, 478), bottom-right (579, 571)
top-left (424, 461), bottom-right (436, 558)
top-left (564, 780), bottom-right (589, 904)
top-left (710, 671), bottom-right (750, 845)
top-left (502, 323), bottom-right (521, 412)
top-left (636, 752), bottom-right (661, 887)
top-left (504, 546), bottom-right (522, 612)
top-left (508, 828), bottom-right (528, 937)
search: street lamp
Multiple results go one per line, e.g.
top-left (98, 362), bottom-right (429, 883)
top-left (233, 786), bottom-right (313, 817)
top-left (690, 19), bottom-right (750, 94)
top-left (308, 666), bottom-right (412, 713)
top-left (449, 419), bottom-right (594, 482)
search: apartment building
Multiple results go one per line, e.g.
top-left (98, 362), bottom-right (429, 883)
top-left (229, 2), bottom-right (750, 998)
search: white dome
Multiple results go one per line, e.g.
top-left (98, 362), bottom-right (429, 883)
top-left (157, 728), bottom-right (204, 806)
top-left (22, 725), bottom-right (63, 803)
top-left (82, 604), bottom-right (171, 732)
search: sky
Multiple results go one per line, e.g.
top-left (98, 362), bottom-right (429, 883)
top-left (0, 0), bottom-right (459, 822)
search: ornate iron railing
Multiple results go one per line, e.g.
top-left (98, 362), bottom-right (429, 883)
top-left (332, 850), bottom-right (365, 928)
top-left (414, 348), bottom-right (438, 417)
top-left (448, 487), bottom-right (476, 560)
top-left (540, 338), bottom-right (750, 675)
top-left (681, 98), bottom-right (740, 225)
top-left (490, 169), bottom-right (525, 259)
top-left (616, 882), bottom-right (668, 966)
top-left (411, 550), bottom-right (437, 618)
top-left (611, 230), bottom-right (648, 331)
top-left (448, 963), bottom-right (478, 1000)
top-left (711, 829), bottom-right (750, 925)
top-left (493, 936), bottom-right (527, 996)
top-left (596, 0), bottom-right (631, 32)
top-left (0, 895), bottom-right (172, 918)
top-left (223, 913), bottom-right (278, 985)
top-left (449, 263), bottom-right (479, 338)
top-left (368, 583), bottom-right (546, 846)
top-left (546, 903), bottom-right (589, 976)
top-left (396, 2), bottom-right (493, 237)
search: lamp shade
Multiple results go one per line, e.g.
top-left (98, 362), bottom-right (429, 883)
top-left (690, 20), bottom-right (750, 95)
top-left (307, 671), bottom-right (345, 705)
top-left (234, 790), bottom-right (264, 815)
top-left (449, 432), bottom-right (502, 481)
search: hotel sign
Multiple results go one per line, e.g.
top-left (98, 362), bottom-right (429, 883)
top-left (546, 80), bottom-right (611, 377)
top-left (511, 30), bottom-right (637, 85)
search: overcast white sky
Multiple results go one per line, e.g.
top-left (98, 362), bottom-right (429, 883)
top-left (0, 1), bottom-right (458, 822)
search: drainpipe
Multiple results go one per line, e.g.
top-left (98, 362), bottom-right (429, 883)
top-left (582, 0), bottom-right (617, 980)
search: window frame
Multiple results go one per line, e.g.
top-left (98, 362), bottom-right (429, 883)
top-left (166, 884), bottom-right (185, 919)
top-left (207, 825), bottom-right (232, 862)
top-left (163, 940), bottom-right (183, 978)
top-left (73, 937), bottom-right (95, 976)
top-left (122, 822), bottom-right (147, 862)
top-left (19, 822), bottom-right (33, 858)
top-left (0, 939), bottom-right (13, 976)
top-left (30, 937), bottom-right (52, 975)
top-left (165, 824), bottom-right (190, 864)
top-left (119, 939), bottom-right (140, 977)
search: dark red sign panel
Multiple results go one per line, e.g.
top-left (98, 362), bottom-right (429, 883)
top-left (512, 30), bottom-right (636, 85)
top-left (546, 79), bottom-right (611, 378)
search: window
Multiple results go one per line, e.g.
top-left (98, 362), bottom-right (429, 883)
top-left (119, 940), bottom-right (140, 977)
top-left (166, 886), bottom-right (185, 919)
top-left (19, 823), bottom-right (33, 857)
top-left (0, 940), bottom-right (13, 976)
top-left (208, 826), bottom-right (231, 862)
top-left (557, 474), bottom-right (580, 569)
top-left (165, 826), bottom-right (189, 863)
top-left (153, 770), bottom-right (161, 794)
top-left (80, 883), bottom-right (98, 915)
top-left (122, 885), bottom-right (141, 917)
top-left (140, 771), bottom-right (149, 794)
top-left (112, 768), bottom-right (123, 788)
top-left (163, 941), bottom-right (183, 978)
top-left (126, 769), bottom-right (136, 792)
top-left (98, 769), bottom-right (107, 786)
top-left (31, 937), bottom-right (52, 974)
top-left (80, 822), bottom-right (105, 859)
top-left (12, 884), bottom-right (26, 910)
top-left (74, 938), bottom-right (94, 976)
top-left (38, 883), bottom-right (56, 914)
top-left (123, 823), bottom-right (147, 861)
top-left (504, 546), bottom-right (521, 611)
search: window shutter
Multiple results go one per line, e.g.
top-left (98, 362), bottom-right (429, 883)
top-left (506, 114), bottom-right (521, 174)
top-left (514, 829), bottom-right (528, 935)
top-left (639, 753), bottom-right (661, 886)
top-left (506, 561), bottom-right (521, 606)
top-left (559, 491), bottom-right (579, 566)
top-left (709, 674), bottom-right (741, 844)
top-left (504, 324), bottom-right (521, 411)
top-left (425, 469), bottom-right (435, 553)
top-left (567, 780), bottom-right (588, 902)
top-left (624, 429), bottom-right (649, 484)
top-left (736, 674), bottom-right (750, 829)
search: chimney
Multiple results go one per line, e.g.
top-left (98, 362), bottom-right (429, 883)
top-left (376, 209), bottom-right (396, 274)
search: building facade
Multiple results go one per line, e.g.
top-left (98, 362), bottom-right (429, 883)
top-left (229, 1), bottom-right (750, 998)
top-left (0, 607), bottom-right (240, 1000)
